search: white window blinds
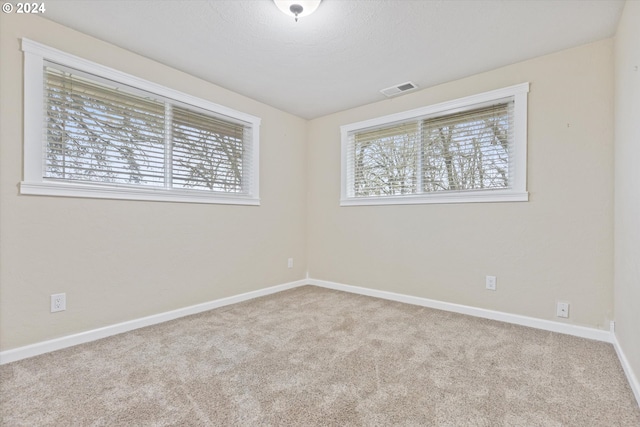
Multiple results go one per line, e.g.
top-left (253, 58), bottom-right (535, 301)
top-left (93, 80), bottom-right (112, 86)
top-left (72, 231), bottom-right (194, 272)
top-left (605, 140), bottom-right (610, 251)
top-left (171, 106), bottom-right (250, 193)
top-left (347, 102), bottom-right (513, 198)
top-left (45, 67), bottom-right (167, 186)
top-left (421, 103), bottom-right (513, 193)
top-left (41, 62), bottom-right (256, 198)
top-left (352, 122), bottom-right (421, 197)
top-left (341, 81), bottom-right (529, 207)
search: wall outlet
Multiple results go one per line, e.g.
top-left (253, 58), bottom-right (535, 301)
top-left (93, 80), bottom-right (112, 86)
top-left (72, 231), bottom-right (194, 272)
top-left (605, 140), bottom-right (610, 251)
top-left (51, 293), bottom-right (66, 312)
top-left (287, 258), bottom-right (294, 269)
top-left (556, 301), bottom-right (569, 318)
top-left (485, 275), bottom-right (497, 291)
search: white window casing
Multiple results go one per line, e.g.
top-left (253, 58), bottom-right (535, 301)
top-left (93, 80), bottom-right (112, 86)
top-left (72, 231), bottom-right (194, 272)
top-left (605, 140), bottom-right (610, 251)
top-left (21, 38), bottom-right (261, 205)
top-left (341, 83), bottom-right (529, 206)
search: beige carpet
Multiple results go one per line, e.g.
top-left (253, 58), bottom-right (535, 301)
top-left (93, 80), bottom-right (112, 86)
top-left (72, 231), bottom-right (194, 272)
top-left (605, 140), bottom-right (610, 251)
top-left (1, 285), bottom-right (638, 426)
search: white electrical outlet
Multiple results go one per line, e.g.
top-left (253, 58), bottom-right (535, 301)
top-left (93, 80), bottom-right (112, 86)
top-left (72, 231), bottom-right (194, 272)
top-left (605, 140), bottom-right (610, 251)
top-left (51, 293), bottom-right (66, 312)
top-left (556, 302), bottom-right (569, 318)
top-left (287, 258), bottom-right (294, 269)
top-left (485, 275), bottom-right (497, 291)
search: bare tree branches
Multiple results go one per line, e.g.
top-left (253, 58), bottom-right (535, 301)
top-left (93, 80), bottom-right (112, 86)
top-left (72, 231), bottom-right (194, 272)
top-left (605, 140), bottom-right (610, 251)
top-left (353, 104), bottom-right (511, 196)
top-left (45, 72), bottom-right (245, 193)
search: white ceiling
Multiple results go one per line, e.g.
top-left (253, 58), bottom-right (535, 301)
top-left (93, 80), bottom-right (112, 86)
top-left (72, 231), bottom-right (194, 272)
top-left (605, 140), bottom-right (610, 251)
top-left (41, 0), bottom-right (625, 119)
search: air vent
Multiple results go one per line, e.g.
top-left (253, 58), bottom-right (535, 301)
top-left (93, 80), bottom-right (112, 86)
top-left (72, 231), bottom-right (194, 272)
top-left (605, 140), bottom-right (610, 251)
top-left (380, 81), bottom-right (419, 98)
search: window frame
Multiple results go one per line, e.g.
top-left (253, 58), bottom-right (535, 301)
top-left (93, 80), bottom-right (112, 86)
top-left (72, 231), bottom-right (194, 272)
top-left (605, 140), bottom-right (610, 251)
top-left (340, 83), bottom-right (529, 206)
top-left (21, 38), bottom-right (261, 205)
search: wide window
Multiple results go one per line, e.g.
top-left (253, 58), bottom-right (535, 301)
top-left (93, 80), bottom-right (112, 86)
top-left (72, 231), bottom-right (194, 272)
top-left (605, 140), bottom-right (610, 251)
top-left (21, 39), bottom-right (260, 205)
top-left (341, 83), bottom-right (529, 205)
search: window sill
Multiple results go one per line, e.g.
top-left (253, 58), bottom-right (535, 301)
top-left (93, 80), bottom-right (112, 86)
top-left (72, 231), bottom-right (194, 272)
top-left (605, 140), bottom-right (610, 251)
top-left (20, 181), bottom-right (261, 205)
top-left (340, 190), bottom-right (528, 206)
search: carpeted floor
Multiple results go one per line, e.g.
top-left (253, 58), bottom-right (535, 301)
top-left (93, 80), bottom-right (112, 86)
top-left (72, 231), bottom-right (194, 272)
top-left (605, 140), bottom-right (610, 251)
top-left (1, 285), bottom-right (639, 426)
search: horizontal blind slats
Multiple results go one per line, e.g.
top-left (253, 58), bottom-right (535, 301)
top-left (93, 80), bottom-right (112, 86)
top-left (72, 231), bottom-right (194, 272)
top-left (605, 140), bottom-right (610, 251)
top-left (421, 102), bottom-right (512, 192)
top-left (348, 101), bottom-right (514, 197)
top-left (45, 66), bottom-right (167, 186)
top-left (46, 98), bottom-right (167, 126)
top-left (170, 105), bottom-right (247, 192)
top-left (45, 88), bottom-right (166, 118)
top-left (43, 63), bottom-right (253, 195)
top-left (45, 149), bottom-right (166, 168)
top-left (46, 73), bottom-right (165, 117)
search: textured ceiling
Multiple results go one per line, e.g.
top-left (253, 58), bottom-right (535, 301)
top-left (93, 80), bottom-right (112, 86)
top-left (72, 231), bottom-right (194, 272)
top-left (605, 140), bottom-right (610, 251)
top-left (41, 0), bottom-right (625, 119)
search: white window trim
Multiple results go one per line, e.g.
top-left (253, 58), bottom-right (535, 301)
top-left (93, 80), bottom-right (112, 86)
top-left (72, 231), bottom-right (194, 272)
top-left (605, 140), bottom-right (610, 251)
top-left (340, 83), bottom-right (529, 206)
top-left (21, 38), bottom-right (261, 205)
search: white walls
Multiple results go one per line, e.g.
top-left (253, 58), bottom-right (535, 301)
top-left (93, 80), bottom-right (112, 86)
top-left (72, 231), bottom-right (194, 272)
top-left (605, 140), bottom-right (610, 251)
top-left (0, 14), bottom-right (308, 351)
top-left (614, 0), bottom-right (640, 395)
top-left (307, 40), bottom-right (615, 329)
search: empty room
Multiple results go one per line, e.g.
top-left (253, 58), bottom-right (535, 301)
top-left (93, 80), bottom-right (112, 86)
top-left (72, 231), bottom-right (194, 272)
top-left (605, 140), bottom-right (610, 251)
top-left (0, 0), bottom-right (639, 425)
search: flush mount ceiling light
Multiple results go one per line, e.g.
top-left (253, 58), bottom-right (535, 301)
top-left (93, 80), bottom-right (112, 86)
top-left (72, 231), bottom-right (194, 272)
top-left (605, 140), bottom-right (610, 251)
top-left (274, 0), bottom-right (321, 22)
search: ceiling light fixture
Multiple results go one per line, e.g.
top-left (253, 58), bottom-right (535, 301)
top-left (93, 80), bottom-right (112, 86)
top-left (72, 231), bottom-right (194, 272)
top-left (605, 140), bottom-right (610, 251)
top-left (274, 0), bottom-right (321, 22)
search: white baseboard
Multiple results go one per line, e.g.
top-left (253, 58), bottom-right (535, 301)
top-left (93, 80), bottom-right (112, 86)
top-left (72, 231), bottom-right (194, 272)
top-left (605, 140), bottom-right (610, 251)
top-left (0, 277), bottom-right (617, 366)
top-left (308, 278), bottom-right (613, 343)
top-left (613, 334), bottom-right (640, 407)
top-left (0, 279), bottom-right (306, 365)
top-left (4, 276), bottom-right (635, 407)
top-left (323, 274), bottom-right (636, 406)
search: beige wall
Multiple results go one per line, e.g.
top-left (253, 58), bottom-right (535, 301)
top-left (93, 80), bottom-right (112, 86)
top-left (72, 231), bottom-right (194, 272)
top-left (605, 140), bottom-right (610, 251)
top-left (307, 40), bottom-right (615, 329)
top-left (0, 13), bottom-right (623, 353)
top-left (0, 15), bottom-right (308, 350)
top-left (614, 0), bottom-right (640, 388)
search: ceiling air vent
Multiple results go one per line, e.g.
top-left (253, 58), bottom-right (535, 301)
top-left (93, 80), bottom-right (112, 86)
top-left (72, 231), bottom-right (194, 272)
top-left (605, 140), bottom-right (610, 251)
top-left (380, 81), bottom-right (419, 98)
